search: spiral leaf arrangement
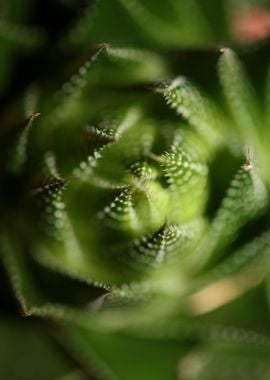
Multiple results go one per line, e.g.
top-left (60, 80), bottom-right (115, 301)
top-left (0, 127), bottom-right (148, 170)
top-left (1, 1), bottom-right (270, 379)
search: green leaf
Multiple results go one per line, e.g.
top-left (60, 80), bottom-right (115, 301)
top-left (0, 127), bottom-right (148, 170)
top-left (0, 19), bottom-right (45, 46)
top-left (72, 107), bottom-right (141, 184)
top-left (67, 0), bottom-right (101, 45)
top-left (123, 222), bottom-right (187, 270)
top-left (44, 44), bottom-right (107, 129)
top-left (196, 162), bottom-right (268, 270)
top-left (7, 112), bottom-right (40, 174)
top-left (0, 233), bottom-right (41, 315)
top-left (99, 186), bottom-right (139, 231)
top-left (162, 77), bottom-right (223, 150)
top-left (196, 229), bottom-right (270, 292)
top-left (105, 46), bottom-right (167, 83)
top-left (31, 176), bottom-right (68, 241)
top-left (218, 48), bottom-right (261, 146)
top-left (31, 175), bottom-right (110, 285)
top-left (0, 232), bottom-right (110, 317)
top-left (162, 143), bottom-right (208, 222)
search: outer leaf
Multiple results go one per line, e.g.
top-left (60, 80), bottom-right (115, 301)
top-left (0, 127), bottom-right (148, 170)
top-left (44, 44), bottom-right (107, 129)
top-left (218, 48), bottom-right (261, 147)
top-left (195, 162), bottom-right (268, 270)
top-left (7, 113), bottom-right (40, 174)
top-left (67, 0), bottom-right (100, 45)
top-left (0, 19), bottom-right (44, 46)
top-left (195, 229), bottom-right (270, 292)
top-left (162, 77), bottom-right (223, 150)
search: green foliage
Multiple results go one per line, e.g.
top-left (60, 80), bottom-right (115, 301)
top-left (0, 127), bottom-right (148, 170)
top-left (1, 1), bottom-right (270, 379)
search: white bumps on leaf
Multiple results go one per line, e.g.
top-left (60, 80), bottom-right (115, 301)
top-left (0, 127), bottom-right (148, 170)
top-left (125, 221), bottom-right (196, 270)
top-left (46, 44), bottom-right (107, 128)
top-left (72, 126), bottom-right (118, 183)
top-left (218, 48), bottom-right (260, 143)
top-left (163, 77), bottom-right (222, 147)
top-left (31, 177), bottom-right (67, 241)
top-left (197, 162), bottom-right (268, 270)
top-left (163, 145), bottom-right (207, 192)
top-left (8, 113), bottom-right (40, 174)
top-left (162, 144), bottom-right (208, 222)
top-left (85, 125), bottom-right (118, 151)
top-left (129, 161), bottom-right (156, 181)
top-left (99, 186), bottom-right (138, 230)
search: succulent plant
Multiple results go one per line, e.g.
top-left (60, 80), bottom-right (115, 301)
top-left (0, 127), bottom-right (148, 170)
top-left (1, 1), bottom-right (270, 379)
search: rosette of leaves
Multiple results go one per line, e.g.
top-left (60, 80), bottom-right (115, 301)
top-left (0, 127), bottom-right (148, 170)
top-left (1, 1), bottom-right (270, 380)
